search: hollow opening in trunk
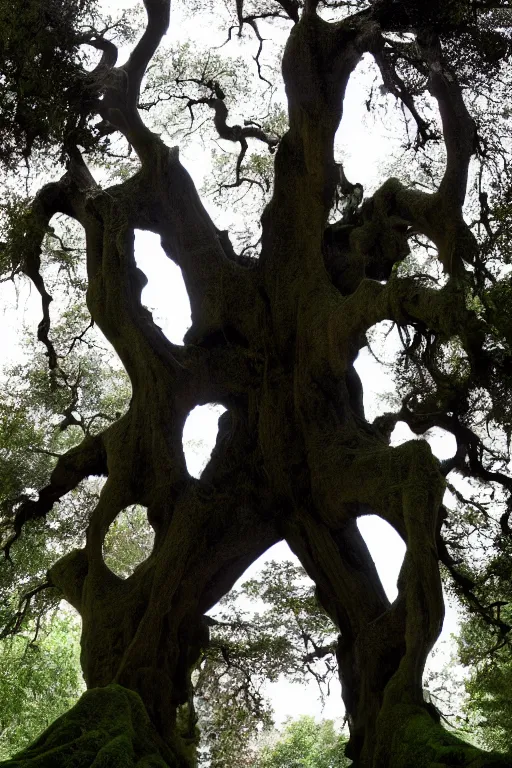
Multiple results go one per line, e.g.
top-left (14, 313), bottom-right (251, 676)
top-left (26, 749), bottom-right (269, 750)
top-left (134, 230), bottom-right (192, 344)
top-left (357, 514), bottom-right (406, 602)
top-left (102, 504), bottom-right (154, 578)
top-left (182, 404), bottom-right (227, 478)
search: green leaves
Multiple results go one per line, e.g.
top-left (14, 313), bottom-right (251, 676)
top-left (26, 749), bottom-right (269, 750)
top-left (0, 611), bottom-right (83, 760)
top-left (463, 654), bottom-right (512, 754)
top-left (212, 560), bottom-right (337, 688)
top-left (0, 0), bottom-right (94, 167)
top-left (103, 506), bottom-right (154, 578)
top-left (0, 316), bottom-right (130, 640)
top-left (195, 561), bottom-right (338, 766)
top-left (253, 717), bottom-right (349, 768)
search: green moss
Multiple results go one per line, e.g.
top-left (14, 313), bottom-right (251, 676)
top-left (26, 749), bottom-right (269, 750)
top-left (0, 685), bottom-right (188, 768)
top-left (378, 702), bottom-right (512, 768)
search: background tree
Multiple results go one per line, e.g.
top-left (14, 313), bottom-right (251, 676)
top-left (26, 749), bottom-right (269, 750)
top-left (0, 613), bottom-right (83, 761)
top-left (252, 716), bottom-right (349, 768)
top-left (457, 585), bottom-right (512, 754)
top-left (3, 0), bottom-right (512, 766)
top-left (195, 560), bottom-right (339, 765)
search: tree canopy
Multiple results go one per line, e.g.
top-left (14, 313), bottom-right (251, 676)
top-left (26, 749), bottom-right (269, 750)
top-left (252, 716), bottom-right (349, 768)
top-left (2, 0), bottom-right (512, 766)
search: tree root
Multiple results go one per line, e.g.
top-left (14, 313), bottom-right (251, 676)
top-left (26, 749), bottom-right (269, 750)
top-left (0, 685), bottom-right (192, 768)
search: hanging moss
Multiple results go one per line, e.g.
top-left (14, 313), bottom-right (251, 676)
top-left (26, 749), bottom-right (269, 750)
top-left (0, 685), bottom-right (188, 768)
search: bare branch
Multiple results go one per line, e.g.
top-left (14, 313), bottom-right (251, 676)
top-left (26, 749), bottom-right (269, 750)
top-left (0, 582), bottom-right (55, 640)
top-left (303, 640), bottom-right (338, 664)
top-left (2, 433), bottom-right (107, 560)
top-left (66, 318), bottom-right (94, 356)
top-left (246, 19), bottom-right (273, 88)
top-left (371, 37), bottom-right (436, 149)
top-left (186, 94), bottom-right (279, 150)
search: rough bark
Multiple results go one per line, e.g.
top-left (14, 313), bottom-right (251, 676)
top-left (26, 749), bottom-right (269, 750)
top-left (1, 685), bottom-right (191, 767)
top-left (3, 1), bottom-right (512, 767)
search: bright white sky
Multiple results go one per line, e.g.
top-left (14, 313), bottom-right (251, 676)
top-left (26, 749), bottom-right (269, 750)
top-left (0, 0), bottom-right (464, 731)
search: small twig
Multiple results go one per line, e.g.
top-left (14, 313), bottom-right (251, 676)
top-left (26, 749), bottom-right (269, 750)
top-left (0, 581), bottom-right (54, 640)
top-left (67, 319), bottom-right (94, 356)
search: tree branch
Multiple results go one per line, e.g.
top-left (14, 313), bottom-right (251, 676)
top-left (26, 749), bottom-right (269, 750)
top-left (94, 2), bottom-right (170, 160)
top-left (83, 35), bottom-right (118, 80)
top-left (437, 531), bottom-right (511, 636)
top-left (2, 433), bottom-right (107, 560)
top-left (273, 0), bottom-right (300, 23)
top-left (113, 144), bottom-right (261, 345)
top-left (303, 640), bottom-right (338, 664)
top-left (124, 0), bottom-right (171, 103)
top-left (185, 93), bottom-right (279, 150)
top-left (371, 37), bottom-right (436, 149)
top-left (17, 151), bottom-right (96, 369)
top-left (417, 30), bottom-right (477, 208)
top-left (0, 582), bottom-right (55, 640)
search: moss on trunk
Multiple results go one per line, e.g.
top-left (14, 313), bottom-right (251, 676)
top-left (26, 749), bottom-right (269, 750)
top-left (0, 685), bottom-right (190, 768)
top-left (378, 702), bottom-right (512, 768)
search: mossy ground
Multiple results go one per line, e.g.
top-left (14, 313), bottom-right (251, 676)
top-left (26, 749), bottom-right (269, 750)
top-left (0, 685), bottom-right (186, 768)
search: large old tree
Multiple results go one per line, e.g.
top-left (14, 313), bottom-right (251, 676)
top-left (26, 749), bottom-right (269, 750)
top-left (2, 0), bottom-right (512, 765)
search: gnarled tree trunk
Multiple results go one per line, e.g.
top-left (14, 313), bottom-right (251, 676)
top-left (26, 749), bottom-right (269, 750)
top-left (3, 1), bottom-right (512, 767)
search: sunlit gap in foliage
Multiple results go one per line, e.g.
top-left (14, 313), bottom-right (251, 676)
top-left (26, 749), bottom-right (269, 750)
top-left (335, 55), bottom-right (390, 190)
top-left (103, 505), bottom-right (154, 579)
top-left (356, 516), bottom-right (406, 603)
top-left (134, 231), bottom-right (192, 344)
top-left (392, 422), bottom-right (457, 461)
top-left (207, 541), bottom-right (345, 726)
top-left (354, 320), bottom-right (399, 421)
top-left (182, 404), bottom-right (227, 478)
